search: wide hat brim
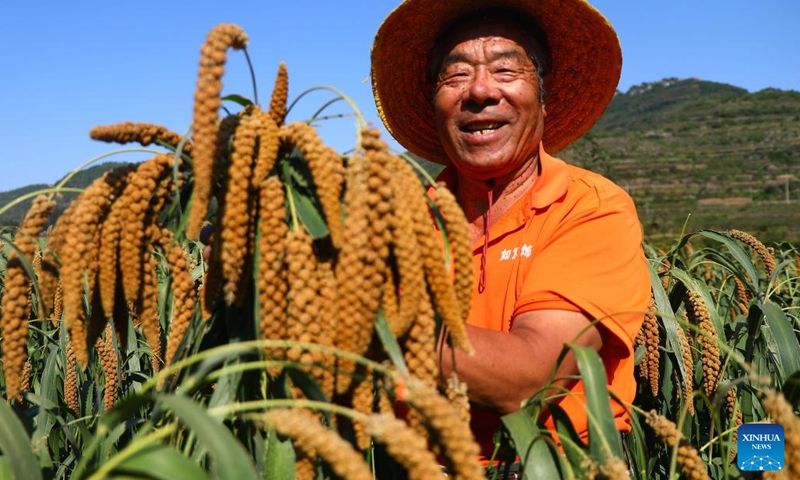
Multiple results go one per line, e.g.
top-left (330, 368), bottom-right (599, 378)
top-left (371, 0), bottom-right (622, 164)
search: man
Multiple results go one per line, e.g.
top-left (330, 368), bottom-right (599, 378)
top-left (371, 0), bottom-right (651, 459)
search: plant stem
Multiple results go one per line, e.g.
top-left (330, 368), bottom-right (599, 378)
top-left (51, 148), bottom-right (163, 200)
top-left (243, 49), bottom-right (258, 106)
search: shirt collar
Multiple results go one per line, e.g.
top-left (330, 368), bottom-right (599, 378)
top-left (434, 141), bottom-right (570, 211)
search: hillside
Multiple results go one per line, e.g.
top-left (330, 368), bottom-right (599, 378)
top-left (559, 78), bottom-right (800, 245)
top-left (0, 162), bottom-right (131, 228)
top-left (2, 78), bottom-right (799, 245)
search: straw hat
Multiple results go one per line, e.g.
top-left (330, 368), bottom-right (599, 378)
top-left (371, 0), bottom-right (621, 164)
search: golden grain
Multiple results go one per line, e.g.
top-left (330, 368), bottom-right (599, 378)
top-left (116, 155), bottom-right (174, 307)
top-left (96, 172), bottom-right (134, 320)
top-left (591, 456), bottom-right (631, 480)
top-left (725, 386), bottom-right (742, 462)
top-left (387, 168), bottom-right (424, 338)
top-left (90, 122), bottom-right (192, 154)
top-left (676, 321), bottom-right (695, 415)
top-left (282, 122), bottom-right (344, 248)
top-left (403, 289), bottom-right (437, 391)
top-left (640, 296), bottom-right (660, 397)
top-left (64, 339), bottom-right (80, 413)
top-left (404, 167), bottom-right (471, 354)
top-left (1, 195), bottom-right (55, 399)
top-left (219, 112), bottom-right (259, 306)
top-left (645, 410), bottom-right (710, 480)
top-left (314, 257), bottom-right (337, 399)
top-left (188, 23), bottom-right (248, 239)
top-left (262, 409), bottom-right (373, 480)
top-left (445, 373), bottom-right (471, 426)
top-left (333, 150), bottom-right (371, 394)
top-left (285, 228), bottom-right (323, 376)
top-left (268, 62), bottom-right (288, 126)
top-left (732, 275), bottom-right (750, 316)
top-left (405, 378), bottom-right (484, 480)
top-left (366, 414), bottom-right (448, 480)
top-left (252, 108), bottom-right (280, 186)
top-left (684, 290), bottom-right (721, 398)
top-left (256, 175), bottom-right (289, 375)
top-left (761, 390), bottom-right (800, 478)
top-left (96, 324), bottom-right (118, 411)
top-left (37, 247), bottom-right (61, 322)
top-left (351, 375), bottom-right (375, 451)
top-left (726, 229), bottom-right (777, 277)
top-left (137, 250), bottom-right (163, 374)
top-left (163, 235), bottom-right (197, 369)
top-left (16, 360), bottom-right (32, 404)
top-left (433, 182), bottom-right (473, 320)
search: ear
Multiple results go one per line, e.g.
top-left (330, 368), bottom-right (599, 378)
top-left (541, 104), bottom-right (547, 117)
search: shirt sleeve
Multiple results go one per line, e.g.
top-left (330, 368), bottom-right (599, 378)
top-left (513, 174), bottom-right (651, 358)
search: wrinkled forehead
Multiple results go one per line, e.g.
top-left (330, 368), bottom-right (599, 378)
top-left (429, 9), bottom-right (550, 78)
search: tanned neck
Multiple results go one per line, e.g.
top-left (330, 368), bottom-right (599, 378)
top-left (456, 155), bottom-right (540, 244)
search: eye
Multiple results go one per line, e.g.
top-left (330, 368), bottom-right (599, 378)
top-left (437, 65), bottom-right (471, 86)
top-left (493, 68), bottom-right (517, 81)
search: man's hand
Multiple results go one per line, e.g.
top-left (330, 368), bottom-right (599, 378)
top-left (199, 224), bottom-right (214, 262)
top-left (439, 309), bottom-right (602, 414)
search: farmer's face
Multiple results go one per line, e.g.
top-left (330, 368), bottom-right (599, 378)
top-left (432, 19), bottom-right (545, 180)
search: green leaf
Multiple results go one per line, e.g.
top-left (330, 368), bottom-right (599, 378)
top-left (501, 409), bottom-right (562, 479)
top-left (0, 457), bottom-right (13, 480)
top-left (32, 344), bottom-right (60, 450)
top-left (0, 401), bottom-right (43, 480)
top-left (548, 403), bottom-right (588, 471)
top-left (290, 186), bottom-right (329, 239)
top-left (781, 370), bottom-right (800, 410)
top-left (73, 392), bottom-right (155, 479)
top-left (696, 230), bottom-right (760, 292)
top-left (157, 395), bottom-right (259, 480)
top-left (571, 345), bottom-right (623, 462)
top-left (221, 94), bottom-right (253, 108)
top-left (624, 409), bottom-right (650, 480)
top-left (208, 359), bottom-right (243, 410)
top-left (114, 444), bottom-right (211, 480)
top-left (648, 263), bottom-right (688, 383)
top-left (263, 428), bottom-right (296, 480)
top-left (375, 310), bottom-right (410, 378)
top-left (758, 302), bottom-right (800, 382)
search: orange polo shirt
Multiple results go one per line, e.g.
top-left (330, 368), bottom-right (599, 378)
top-left (434, 143), bottom-right (650, 457)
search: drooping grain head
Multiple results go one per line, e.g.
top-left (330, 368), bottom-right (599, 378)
top-left (90, 122), bottom-right (192, 154)
top-left (219, 112), bottom-right (259, 306)
top-left (366, 413), bottom-right (449, 480)
top-left (645, 410), bottom-right (710, 480)
top-left (188, 23), bottom-right (249, 239)
top-left (684, 290), bottom-right (721, 398)
top-left (262, 409), bottom-right (373, 480)
top-left (1, 195), bottom-right (55, 400)
top-left (726, 229), bottom-right (777, 277)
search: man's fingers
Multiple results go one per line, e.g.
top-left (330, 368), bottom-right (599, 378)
top-left (199, 224), bottom-right (214, 245)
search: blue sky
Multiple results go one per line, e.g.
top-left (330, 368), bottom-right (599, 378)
top-left (2, 0), bottom-right (798, 193)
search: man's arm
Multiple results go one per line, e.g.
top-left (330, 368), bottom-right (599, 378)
top-left (438, 309), bottom-right (602, 414)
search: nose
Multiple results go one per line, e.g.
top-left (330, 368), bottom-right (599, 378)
top-left (464, 67), bottom-right (500, 106)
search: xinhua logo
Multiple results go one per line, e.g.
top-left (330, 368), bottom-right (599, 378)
top-left (737, 423), bottom-right (784, 471)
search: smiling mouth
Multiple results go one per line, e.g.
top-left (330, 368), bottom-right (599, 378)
top-left (462, 122), bottom-right (504, 136)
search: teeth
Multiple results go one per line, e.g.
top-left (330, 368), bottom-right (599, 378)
top-left (465, 123), bottom-right (501, 134)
